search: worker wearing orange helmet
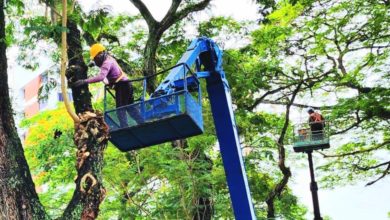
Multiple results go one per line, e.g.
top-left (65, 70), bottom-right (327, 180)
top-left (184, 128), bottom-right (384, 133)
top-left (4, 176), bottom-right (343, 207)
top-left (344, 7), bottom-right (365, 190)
top-left (73, 43), bottom-right (142, 125)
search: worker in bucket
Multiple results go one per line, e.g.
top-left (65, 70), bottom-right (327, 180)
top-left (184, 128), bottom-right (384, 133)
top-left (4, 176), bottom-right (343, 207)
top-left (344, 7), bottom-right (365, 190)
top-left (307, 108), bottom-right (325, 140)
top-left (72, 43), bottom-right (142, 126)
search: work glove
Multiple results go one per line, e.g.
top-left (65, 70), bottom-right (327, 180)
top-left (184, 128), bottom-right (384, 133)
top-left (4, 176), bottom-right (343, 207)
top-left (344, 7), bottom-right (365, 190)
top-left (71, 79), bottom-right (87, 87)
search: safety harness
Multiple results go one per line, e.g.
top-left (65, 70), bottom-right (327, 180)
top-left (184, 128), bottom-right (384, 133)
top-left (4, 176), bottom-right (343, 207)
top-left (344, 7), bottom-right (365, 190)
top-left (108, 63), bottom-right (127, 89)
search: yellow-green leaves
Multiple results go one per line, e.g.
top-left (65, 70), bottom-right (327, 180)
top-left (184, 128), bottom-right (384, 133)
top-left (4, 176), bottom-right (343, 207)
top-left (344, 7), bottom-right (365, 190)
top-left (267, 2), bottom-right (304, 27)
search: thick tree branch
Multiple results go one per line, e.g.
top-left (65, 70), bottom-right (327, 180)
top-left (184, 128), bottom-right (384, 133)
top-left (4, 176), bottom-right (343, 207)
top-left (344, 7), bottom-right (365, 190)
top-left (366, 163), bottom-right (390, 186)
top-left (159, 0), bottom-right (182, 29)
top-left (333, 111), bottom-right (367, 135)
top-left (0, 1), bottom-right (47, 218)
top-left (248, 83), bottom-right (297, 110)
top-left (129, 0), bottom-right (157, 28)
top-left (348, 44), bottom-right (390, 52)
top-left (356, 161), bottom-right (390, 171)
top-left (318, 140), bottom-right (389, 158)
top-left (342, 82), bottom-right (390, 95)
top-left (167, 0), bottom-right (211, 30)
top-left (261, 99), bottom-right (329, 110)
top-left (129, 0), bottom-right (211, 93)
top-left (178, 0), bottom-right (211, 19)
top-left (265, 82), bottom-right (302, 218)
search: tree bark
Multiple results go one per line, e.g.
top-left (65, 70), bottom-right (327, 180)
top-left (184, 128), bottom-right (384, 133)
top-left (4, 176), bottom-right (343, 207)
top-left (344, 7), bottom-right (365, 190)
top-left (0, 2), bottom-right (48, 219)
top-left (60, 19), bottom-right (109, 220)
top-left (66, 20), bottom-right (93, 114)
top-left (143, 31), bottom-right (162, 92)
top-left (193, 197), bottom-right (213, 220)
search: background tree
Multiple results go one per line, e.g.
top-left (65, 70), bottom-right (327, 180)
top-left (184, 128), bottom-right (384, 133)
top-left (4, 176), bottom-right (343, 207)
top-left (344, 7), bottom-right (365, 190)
top-left (127, 1), bottom-right (217, 219)
top-left (0, 0), bottom-right (47, 218)
top-left (1, 0), bottom-right (109, 218)
top-left (244, 0), bottom-right (389, 216)
top-left (295, 0), bottom-right (390, 187)
top-left (255, 0), bottom-right (390, 187)
top-left (130, 0), bottom-right (211, 92)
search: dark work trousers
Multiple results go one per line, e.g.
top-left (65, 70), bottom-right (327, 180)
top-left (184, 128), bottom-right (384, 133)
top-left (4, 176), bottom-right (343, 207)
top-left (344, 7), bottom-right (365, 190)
top-left (310, 122), bottom-right (324, 141)
top-left (114, 81), bottom-right (143, 127)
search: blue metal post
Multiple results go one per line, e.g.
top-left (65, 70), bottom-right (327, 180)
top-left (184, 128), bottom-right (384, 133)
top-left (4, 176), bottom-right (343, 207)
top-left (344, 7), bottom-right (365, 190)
top-left (206, 72), bottom-right (256, 220)
top-left (142, 79), bottom-right (147, 101)
top-left (149, 37), bottom-right (256, 218)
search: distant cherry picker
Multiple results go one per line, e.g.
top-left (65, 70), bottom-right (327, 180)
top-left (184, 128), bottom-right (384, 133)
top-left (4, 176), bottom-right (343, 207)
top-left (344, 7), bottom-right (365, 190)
top-left (293, 108), bottom-right (330, 220)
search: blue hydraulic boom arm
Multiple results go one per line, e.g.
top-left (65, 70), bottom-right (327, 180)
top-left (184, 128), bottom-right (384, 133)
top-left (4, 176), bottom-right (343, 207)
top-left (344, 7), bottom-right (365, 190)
top-left (152, 37), bottom-right (256, 219)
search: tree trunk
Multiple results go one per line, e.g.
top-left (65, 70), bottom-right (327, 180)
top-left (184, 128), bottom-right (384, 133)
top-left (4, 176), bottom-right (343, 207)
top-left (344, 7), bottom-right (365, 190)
top-left (61, 19), bottom-right (109, 220)
top-left (193, 197), bottom-right (213, 220)
top-left (143, 30), bottom-right (162, 93)
top-left (0, 2), bottom-right (48, 219)
top-left (65, 21), bottom-right (92, 114)
top-left (265, 84), bottom-right (300, 218)
top-left (266, 199), bottom-right (275, 218)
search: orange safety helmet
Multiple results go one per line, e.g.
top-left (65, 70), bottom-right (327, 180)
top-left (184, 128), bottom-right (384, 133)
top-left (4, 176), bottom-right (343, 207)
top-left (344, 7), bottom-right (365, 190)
top-left (90, 43), bottom-right (106, 59)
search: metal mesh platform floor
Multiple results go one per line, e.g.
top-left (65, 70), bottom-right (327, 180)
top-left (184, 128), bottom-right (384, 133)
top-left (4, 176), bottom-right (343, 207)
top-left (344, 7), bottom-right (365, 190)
top-left (293, 138), bottom-right (330, 153)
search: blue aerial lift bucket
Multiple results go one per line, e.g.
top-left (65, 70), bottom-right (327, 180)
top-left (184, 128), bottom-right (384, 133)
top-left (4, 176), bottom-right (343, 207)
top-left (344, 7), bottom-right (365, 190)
top-left (103, 65), bottom-right (203, 151)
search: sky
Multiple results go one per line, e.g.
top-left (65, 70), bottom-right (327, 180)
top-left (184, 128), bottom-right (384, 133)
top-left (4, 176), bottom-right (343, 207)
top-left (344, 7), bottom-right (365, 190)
top-left (79, 0), bottom-right (259, 22)
top-left (8, 0), bottom-right (390, 219)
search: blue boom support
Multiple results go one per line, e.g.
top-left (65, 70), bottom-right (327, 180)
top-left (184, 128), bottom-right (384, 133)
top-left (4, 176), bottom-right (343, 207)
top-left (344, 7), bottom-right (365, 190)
top-left (152, 37), bottom-right (256, 219)
top-left (105, 37), bottom-right (256, 219)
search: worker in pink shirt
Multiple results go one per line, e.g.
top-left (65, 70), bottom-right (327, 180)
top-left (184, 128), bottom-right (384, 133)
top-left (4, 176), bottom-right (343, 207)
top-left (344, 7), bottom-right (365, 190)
top-left (72, 43), bottom-right (142, 126)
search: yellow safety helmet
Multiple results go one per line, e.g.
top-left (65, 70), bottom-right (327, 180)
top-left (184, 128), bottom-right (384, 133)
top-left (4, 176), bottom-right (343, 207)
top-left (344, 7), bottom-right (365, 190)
top-left (90, 43), bottom-right (106, 59)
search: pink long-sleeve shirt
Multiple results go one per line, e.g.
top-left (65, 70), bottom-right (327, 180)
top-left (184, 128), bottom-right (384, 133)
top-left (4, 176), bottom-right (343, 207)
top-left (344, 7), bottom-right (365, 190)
top-left (85, 56), bottom-right (128, 84)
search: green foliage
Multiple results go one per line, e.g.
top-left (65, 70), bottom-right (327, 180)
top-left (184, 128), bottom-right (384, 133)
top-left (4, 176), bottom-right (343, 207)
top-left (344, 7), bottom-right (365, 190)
top-left (250, 0), bottom-right (390, 190)
top-left (267, 2), bottom-right (303, 26)
top-left (2, 0), bottom-right (23, 46)
top-left (5, 0), bottom-right (24, 15)
top-left (4, 22), bottom-right (15, 45)
top-left (158, 21), bottom-right (189, 70)
top-left (198, 16), bottom-right (242, 38)
top-left (21, 16), bottom-right (63, 43)
top-left (21, 105), bottom-right (76, 217)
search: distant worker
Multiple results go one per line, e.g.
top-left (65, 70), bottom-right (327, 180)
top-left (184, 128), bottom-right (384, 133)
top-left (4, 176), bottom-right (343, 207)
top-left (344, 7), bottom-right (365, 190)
top-left (307, 108), bottom-right (325, 140)
top-left (72, 43), bottom-right (142, 126)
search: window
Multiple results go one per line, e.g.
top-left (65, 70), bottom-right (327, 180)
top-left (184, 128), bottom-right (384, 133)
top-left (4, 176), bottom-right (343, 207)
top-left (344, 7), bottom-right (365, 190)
top-left (58, 92), bottom-right (73, 102)
top-left (39, 100), bottom-right (48, 110)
